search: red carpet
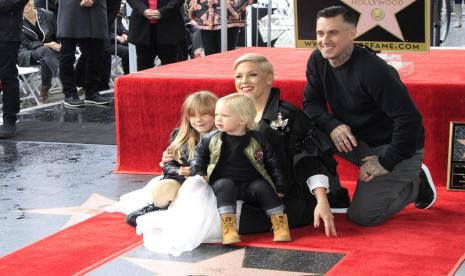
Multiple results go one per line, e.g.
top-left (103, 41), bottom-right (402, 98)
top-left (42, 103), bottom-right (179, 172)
top-left (1, 183), bottom-right (464, 275)
top-left (0, 213), bottom-right (142, 276)
top-left (114, 47), bottom-right (465, 186)
top-left (239, 181), bottom-right (465, 275)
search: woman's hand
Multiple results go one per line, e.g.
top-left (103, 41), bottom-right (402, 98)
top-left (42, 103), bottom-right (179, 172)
top-left (313, 187), bottom-right (337, 237)
top-left (177, 166), bottom-right (191, 176)
top-left (159, 147), bottom-right (174, 168)
top-left (44, 42), bottom-right (61, 52)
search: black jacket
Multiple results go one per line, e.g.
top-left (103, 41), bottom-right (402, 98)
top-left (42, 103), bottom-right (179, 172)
top-left (0, 0), bottom-right (28, 41)
top-left (126, 0), bottom-right (186, 46)
top-left (162, 129), bottom-right (190, 184)
top-left (238, 88), bottom-right (337, 234)
top-left (303, 46), bottom-right (424, 171)
top-left (191, 129), bottom-right (288, 194)
top-left (18, 8), bottom-right (57, 66)
top-left (57, 0), bottom-right (108, 39)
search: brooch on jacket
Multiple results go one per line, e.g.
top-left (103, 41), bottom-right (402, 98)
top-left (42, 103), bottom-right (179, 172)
top-left (270, 112), bottom-right (290, 135)
top-left (254, 149), bottom-right (264, 163)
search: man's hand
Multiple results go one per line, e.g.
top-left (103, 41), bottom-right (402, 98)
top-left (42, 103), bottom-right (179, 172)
top-left (143, 9), bottom-right (161, 20)
top-left (313, 188), bottom-right (337, 237)
top-left (359, 155), bottom-right (389, 182)
top-left (80, 0), bottom-right (94, 7)
top-left (159, 147), bottom-right (174, 168)
top-left (330, 124), bottom-right (357, 153)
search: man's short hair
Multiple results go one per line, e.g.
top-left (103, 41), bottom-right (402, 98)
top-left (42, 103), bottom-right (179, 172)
top-left (316, 6), bottom-right (357, 26)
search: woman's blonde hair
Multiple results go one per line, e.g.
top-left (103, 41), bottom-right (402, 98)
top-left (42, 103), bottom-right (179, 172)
top-left (233, 53), bottom-right (275, 78)
top-left (217, 93), bottom-right (257, 130)
top-left (170, 90), bottom-right (218, 162)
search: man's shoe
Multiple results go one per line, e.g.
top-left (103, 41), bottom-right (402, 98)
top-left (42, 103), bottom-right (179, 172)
top-left (64, 96), bottom-right (85, 107)
top-left (125, 203), bottom-right (165, 227)
top-left (414, 164), bottom-right (437, 209)
top-left (84, 94), bottom-right (111, 105)
top-left (328, 187), bottom-right (351, 213)
top-left (0, 123), bottom-right (16, 138)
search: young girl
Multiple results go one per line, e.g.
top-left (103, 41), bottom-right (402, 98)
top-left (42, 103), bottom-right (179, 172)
top-left (106, 91), bottom-right (222, 255)
top-left (191, 93), bottom-right (292, 244)
top-left (124, 90), bottom-right (218, 227)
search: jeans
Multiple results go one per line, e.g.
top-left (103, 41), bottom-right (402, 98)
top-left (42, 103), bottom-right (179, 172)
top-left (31, 46), bottom-right (59, 88)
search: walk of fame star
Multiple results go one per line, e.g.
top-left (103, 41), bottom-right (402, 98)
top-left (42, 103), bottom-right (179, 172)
top-left (24, 193), bottom-right (115, 229)
top-left (340, 0), bottom-right (416, 41)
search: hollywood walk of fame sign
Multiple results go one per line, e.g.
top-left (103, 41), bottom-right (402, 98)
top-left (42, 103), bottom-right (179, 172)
top-left (294, 0), bottom-right (430, 52)
top-left (447, 122), bottom-right (465, 190)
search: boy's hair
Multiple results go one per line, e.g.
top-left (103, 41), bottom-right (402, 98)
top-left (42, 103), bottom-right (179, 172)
top-left (217, 93), bottom-right (257, 130)
top-left (233, 53), bottom-right (274, 78)
top-left (170, 90), bottom-right (218, 162)
top-left (316, 6), bottom-right (357, 26)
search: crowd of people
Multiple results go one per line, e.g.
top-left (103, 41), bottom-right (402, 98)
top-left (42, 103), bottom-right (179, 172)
top-left (2, 2), bottom-right (437, 258)
top-left (0, 0), bottom-right (253, 136)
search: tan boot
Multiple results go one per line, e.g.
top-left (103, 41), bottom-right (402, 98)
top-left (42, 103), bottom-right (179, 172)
top-left (220, 214), bottom-right (240, 244)
top-left (271, 213), bottom-right (291, 242)
top-left (40, 85), bottom-right (50, 104)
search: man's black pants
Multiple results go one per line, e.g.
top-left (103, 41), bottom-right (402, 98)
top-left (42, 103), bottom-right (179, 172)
top-left (0, 41), bottom-right (21, 125)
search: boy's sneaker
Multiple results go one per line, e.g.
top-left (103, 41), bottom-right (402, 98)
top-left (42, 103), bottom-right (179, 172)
top-left (328, 187), bottom-right (351, 213)
top-left (64, 96), bottom-right (85, 107)
top-left (414, 164), bottom-right (437, 209)
top-left (84, 94), bottom-right (111, 105)
top-left (125, 203), bottom-right (166, 227)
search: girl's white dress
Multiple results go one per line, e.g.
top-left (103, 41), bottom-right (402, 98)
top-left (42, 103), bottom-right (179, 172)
top-left (106, 175), bottom-right (222, 256)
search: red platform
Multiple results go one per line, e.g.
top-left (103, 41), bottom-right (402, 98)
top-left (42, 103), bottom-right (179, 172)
top-left (114, 47), bottom-right (465, 186)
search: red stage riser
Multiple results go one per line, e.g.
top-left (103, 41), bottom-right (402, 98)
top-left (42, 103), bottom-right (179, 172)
top-left (115, 48), bottom-right (465, 186)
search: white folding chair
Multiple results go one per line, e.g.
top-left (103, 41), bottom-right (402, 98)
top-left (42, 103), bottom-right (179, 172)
top-left (17, 65), bottom-right (41, 105)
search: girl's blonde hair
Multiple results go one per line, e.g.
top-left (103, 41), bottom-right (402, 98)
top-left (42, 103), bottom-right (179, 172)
top-left (217, 93), bottom-right (257, 130)
top-left (233, 53), bottom-right (275, 78)
top-left (170, 90), bottom-right (218, 162)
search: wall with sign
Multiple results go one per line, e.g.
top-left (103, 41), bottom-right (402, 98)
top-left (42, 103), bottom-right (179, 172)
top-left (294, 0), bottom-right (429, 52)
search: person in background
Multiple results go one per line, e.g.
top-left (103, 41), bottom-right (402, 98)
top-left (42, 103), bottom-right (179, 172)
top-left (74, 0), bottom-right (122, 92)
top-left (19, 0), bottom-right (60, 103)
top-left (302, 6), bottom-right (436, 227)
top-left (188, 0), bottom-right (252, 55)
top-left (0, 0), bottom-right (29, 138)
top-left (112, 0), bottom-right (129, 74)
top-left (126, 0), bottom-right (186, 71)
top-left (57, 0), bottom-right (111, 107)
